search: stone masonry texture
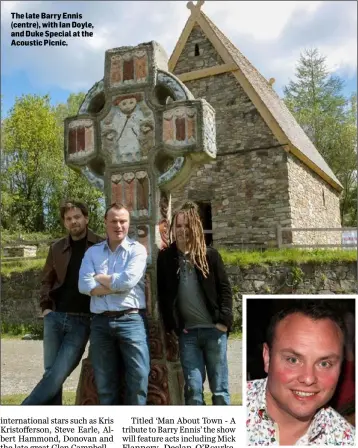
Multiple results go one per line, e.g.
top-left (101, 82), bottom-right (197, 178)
top-left (171, 24), bottom-right (341, 248)
top-left (287, 154), bottom-right (341, 245)
top-left (2, 262), bottom-right (356, 331)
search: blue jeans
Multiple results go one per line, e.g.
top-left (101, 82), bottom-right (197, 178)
top-left (90, 312), bottom-right (150, 405)
top-left (22, 312), bottom-right (90, 405)
top-left (179, 327), bottom-right (230, 405)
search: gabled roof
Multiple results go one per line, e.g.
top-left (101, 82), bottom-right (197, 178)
top-left (169, 2), bottom-right (342, 191)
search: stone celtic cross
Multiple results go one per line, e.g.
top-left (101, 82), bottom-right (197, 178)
top-left (64, 41), bottom-right (216, 405)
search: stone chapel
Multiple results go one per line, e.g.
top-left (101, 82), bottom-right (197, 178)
top-left (169, 1), bottom-right (342, 248)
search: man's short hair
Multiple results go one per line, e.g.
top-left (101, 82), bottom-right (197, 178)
top-left (266, 300), bottom-right (346, 349)
top-left (60, 200), bottom-right (88, 220)
top-left (104, 202), bottom-right (129, 219)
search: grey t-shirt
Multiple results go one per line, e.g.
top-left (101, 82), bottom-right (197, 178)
top-left (177, 251), bottom-right (215, 329)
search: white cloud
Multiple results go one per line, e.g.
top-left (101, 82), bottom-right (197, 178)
top-left (204, 1), bottom-right (324, 41)
top-left (1, 1), bottom-right (356, 97)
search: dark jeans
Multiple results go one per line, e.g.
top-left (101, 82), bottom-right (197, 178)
top-left (179, 327), bottom-right (230, 405)
top-left (90, 312), bottom-right (150, 405)
top-left (22, 312), bottom-right (90, 405)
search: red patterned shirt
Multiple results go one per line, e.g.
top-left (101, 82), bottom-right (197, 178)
top-left (247, 378), bottom-right (355, 445)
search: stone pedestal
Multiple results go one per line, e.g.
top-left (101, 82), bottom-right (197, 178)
top-left (3, 245), bottom-right (37, 258)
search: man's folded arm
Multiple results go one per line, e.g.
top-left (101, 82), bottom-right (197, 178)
top-left (78, 249), bottom-right (101, 296)
top-left (110, 245), bottom-right (147, 292)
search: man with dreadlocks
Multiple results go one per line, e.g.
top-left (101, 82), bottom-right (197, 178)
top-left (157, 201), bottom-right (233, 405)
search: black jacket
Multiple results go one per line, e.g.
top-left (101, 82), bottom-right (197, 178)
top-left (157, 242), bottom-right (233, 334)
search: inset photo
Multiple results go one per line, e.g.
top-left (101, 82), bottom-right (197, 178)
top-left (244, 296), bottom-right (356, 446)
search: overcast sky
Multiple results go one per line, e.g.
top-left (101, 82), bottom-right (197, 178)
top-left (1, 1), bottom-right (357, 116)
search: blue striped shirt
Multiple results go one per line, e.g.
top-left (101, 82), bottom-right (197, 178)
top-left (78, 237), bottom-right (147, 314)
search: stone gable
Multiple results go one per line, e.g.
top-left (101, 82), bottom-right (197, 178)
top-left (171, 15), bottom-right (342, 248)
top-left (174, 24), bottom-right (225, 75)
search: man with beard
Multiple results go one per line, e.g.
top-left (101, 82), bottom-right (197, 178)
top-left (246, 301), bottom-right (355, 446)
top-left (157, 201), bottom-right (233, 405)
top-left (22, 201), bottom-right (103, 405)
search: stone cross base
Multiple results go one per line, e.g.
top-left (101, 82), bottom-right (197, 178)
top-left (75, 319), bottom-right (184, 405)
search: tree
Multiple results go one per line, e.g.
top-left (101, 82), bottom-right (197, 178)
top-left (2, 94), bottom-right (61, 231)
top-left (48, 92), bottom-right (105, 234)
top-left (284, 49), bottom-right (357, 225)
top-left (2, 92), bottom-right (105, 234)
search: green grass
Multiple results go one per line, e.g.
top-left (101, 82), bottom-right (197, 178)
top-left (1, 391), bottom-right (242, 405)
top-left (219, 247), bottom-right (357, 268)
top-left (1, 257), bottom-right (45, 276)
top-left (229, 330), bottom-right (242, 340)
top-left (2, 248), bottom-right (356, 277)
top-left (1, 245), bottom-right (357, 276)
top-left (1, 391), bottom-right (76, 405)
top-left (1, 231), bottom-right (61, 245)
top-left (1, 333), bottom-right (29, 340)
top-left (204, 392), bottom-right (241, 405)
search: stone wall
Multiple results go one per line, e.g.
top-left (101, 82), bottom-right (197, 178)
top-left (1, 270), bottom-right (41, 326)
top-left (2, 262), bottom-right (356, 330)
top-left (229, 261), bottom-right (356, 329)
top-left (172, 149), bottom-right (292, 248)
top-left (173, 46), bottom-right (292, 247)
top-left (287, 154), bottom-right (341, 245)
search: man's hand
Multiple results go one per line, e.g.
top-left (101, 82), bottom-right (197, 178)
top-left (216, 323), bottom-right (228, 332)
top-left (166, 330), bottom-right (178, 339)
top-left (42, 309), bottom-right (53, 317)
top-left (94, 274), bottom-right (112, 289)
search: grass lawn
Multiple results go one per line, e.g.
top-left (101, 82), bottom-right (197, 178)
top-left (1, 248), bottom-right (356, 277)
top-left (1, 391), bottom-right (241, 405)
top-left (1, 391), bottom-right (76, 405)
top-left (220, 247), bottom-right (357, 267)
top-left (0, 333), bottom-right (28, 340)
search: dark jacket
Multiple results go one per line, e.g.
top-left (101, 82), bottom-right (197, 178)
top-left (157, 242), bottom-right (233, 334)
top-left (40, 229), bottom-right (104, 312)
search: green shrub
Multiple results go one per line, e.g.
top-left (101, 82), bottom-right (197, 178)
top-left (1, 321), bottom-right (43, 339)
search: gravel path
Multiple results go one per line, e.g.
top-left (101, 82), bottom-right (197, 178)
top-left (1, 338), bottom-right (242, 397)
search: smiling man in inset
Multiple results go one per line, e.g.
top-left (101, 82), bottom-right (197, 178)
top-left (247, 301), bottom-right (355, 446)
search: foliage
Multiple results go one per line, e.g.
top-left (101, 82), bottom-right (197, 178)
top-left (1, 321), bottom-right (43, 339)
top-left (1, 92), bottom-right (105, 234)
top-left (219, 248), bottom-right (357, 267)
top-left (1, 230), bottom-right (62, 244)
top-left (1, 247), bottom-right (355, 277)
top-left (1, 94), bottom-right (61, 231)
top-left (288, 266), bottom-right (304, 288)
top-left (283, 49), bottom-right (357, 226)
